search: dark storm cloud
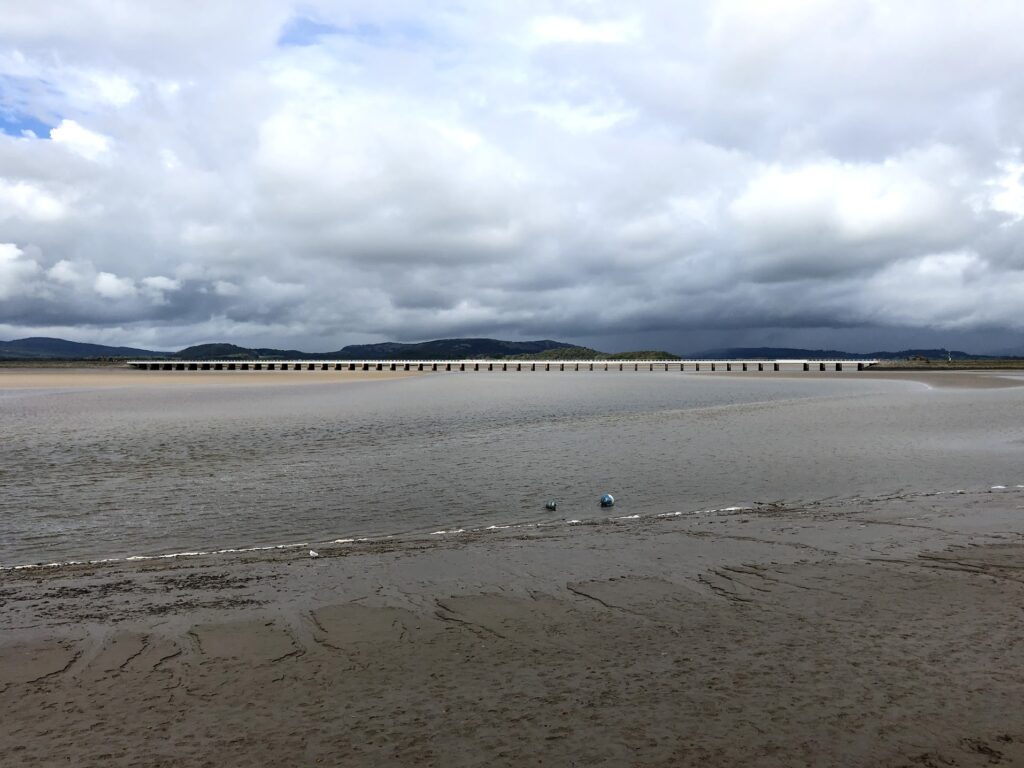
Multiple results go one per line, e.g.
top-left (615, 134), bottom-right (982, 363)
top-left (2, 1), bottom-right (1024, 352)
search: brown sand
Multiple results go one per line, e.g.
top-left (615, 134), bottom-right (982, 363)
top-left (858, 369), bottom-right (1024, 389)
top-left (4, 489), bottom-right (1024, 766)
top-left (0, 367), bottom-right (420, 389)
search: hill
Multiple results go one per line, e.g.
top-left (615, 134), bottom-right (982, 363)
top-left (2, 337), bottom-right (1019, 363)
top-left (0, 337), bottom-right (166, 360)
top-left (691, 347), bottom-right (1003, 361)
top-left (508, 347), bottom-right (681, 361)
top-left (333, 338), bottom-right (574, 360)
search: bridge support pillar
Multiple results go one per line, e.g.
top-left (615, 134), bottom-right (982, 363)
top-left (857, 362), bottom-right (864, 371)
top-left (742, 363), bottom-right (747, 372)
top-left (726, 363), bottom-right (731, 371)
top-left (836, 363), bottom-right (842, 371)
top-left (803, 363), bottom-right (809, 371)
top-left (710, 363), bottom-right (715, 371)
top-left (774, 363), bottom-right (779, 371)
top-left (819, 363), bottom-right (826, 372)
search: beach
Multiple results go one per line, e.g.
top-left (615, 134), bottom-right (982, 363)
top-left (3, 486), bottom-right (1024, 767)
top-left (0, 367), bottom-right (419, 389)
top-left (3, 368), bottom-right (1024, 766)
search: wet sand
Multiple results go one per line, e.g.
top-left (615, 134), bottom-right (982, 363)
top-left (0, 367), bottom-right (420, 389)
top-left (4, 488), bottom-right (1024, 767)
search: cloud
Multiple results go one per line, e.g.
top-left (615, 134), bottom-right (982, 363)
top-left (0, 179), bottom-right (67, 221)
top-left (0, 243), bottom-right (41, 299)
top-left (528, 16), bottom-right (640, 45)
top-left (49, 119), bottom-right (111, 160)
top-left (93, 271), bottom-right (136, 299)
top-left (0, 1), bottom-right (1023, 352)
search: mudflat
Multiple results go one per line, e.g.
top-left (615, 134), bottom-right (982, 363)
top-left (3, 488), bottom-right (1024, 767)
top-left (0, 367), bottom-right (419, 389)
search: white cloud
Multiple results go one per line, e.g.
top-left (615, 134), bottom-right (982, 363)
top-left (49, 119), bottom-right (111, 160)
top-left (93, 271), bottom-right (136, 299)
top-left (528, 16), bottom-right (640, 45)
top-left (0, 243), bottom-right (42, 299)
top-left (47, 259), bottom-right (87, 286)
top-left (0, 180), bottom-right (67, 221)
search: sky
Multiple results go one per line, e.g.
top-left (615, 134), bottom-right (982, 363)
top-left (1, 1), bottom-right (1024, 354)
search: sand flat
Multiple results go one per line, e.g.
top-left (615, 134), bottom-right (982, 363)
top-left (0, 366), bottom-right (421, 389)
top-left (4, 489), bottom-right (1024, 766)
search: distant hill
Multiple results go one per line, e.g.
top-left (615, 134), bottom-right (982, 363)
top-left (509, 347), bottom-right (681, 361)
top-left (0, 337), bottom-right (166, 360)
top-left (2, 336), bottom-right (1019, 362)
top-left (175, 343), bottom-right (309, 360)
top-left (333, 338), bottom-right (574, 360)
top-left (691, 347), bottom-right (1006, 361)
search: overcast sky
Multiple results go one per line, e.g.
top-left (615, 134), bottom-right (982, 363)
top-left (2, 1), bottom-right (1024, 353)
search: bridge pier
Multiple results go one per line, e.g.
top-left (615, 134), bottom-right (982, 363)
top-left (130, 357), bottom-right (876, 376)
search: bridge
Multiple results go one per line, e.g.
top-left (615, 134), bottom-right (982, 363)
top-left (126, 359), bottom-right (879, 373)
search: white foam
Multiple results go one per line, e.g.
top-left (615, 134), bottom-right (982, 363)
top-left (567, 519), bottom-right (581, 524)
top-left (992, 485), bottom-right (1007, 490)
top-left (614, 514), bottom-right (640, 520)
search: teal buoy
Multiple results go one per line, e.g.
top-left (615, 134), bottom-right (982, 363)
top-left (545, 500), bottom-right (557, 511)
top-left (600, 493), bottom-right (615, 508)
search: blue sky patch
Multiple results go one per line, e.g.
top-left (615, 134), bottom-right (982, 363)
top-left (0, 110), bottom-right (52, 139)
top-left (277, 16), bottom-right (343, 47)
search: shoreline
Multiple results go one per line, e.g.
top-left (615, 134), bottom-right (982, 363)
top-left (4, 487), bottom-right (1024, 766)
top-left (2, 366), bottom-right (1023, 392)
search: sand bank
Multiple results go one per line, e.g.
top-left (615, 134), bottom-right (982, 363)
top-left (3, 488), bottom-right (1024, 766)
top-left (0, 367), bottom-right (420, 389)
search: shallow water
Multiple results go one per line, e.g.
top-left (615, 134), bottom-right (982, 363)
top-left (2, 372), bottom-right (1023, 565)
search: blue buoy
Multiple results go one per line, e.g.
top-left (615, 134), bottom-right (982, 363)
top-left (545, 500), bottom-right (558, 511)
top-left (600, 493), bottom-right (615, 508)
